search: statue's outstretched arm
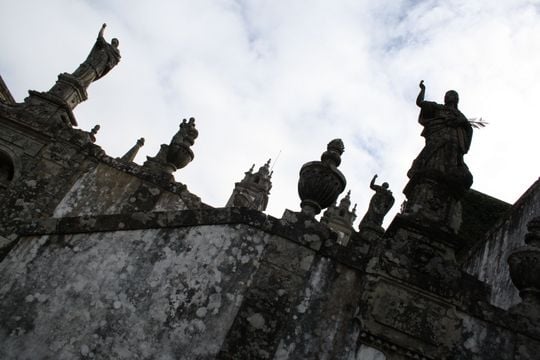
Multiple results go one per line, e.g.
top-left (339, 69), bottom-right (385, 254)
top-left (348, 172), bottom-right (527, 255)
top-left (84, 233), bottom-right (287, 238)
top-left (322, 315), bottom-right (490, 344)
top-left (416, 80), bottom-right (426, 107)
top-left (98, 23), bottom-right (106, 39)
top-left (370, 174), bottom-right (378, 190)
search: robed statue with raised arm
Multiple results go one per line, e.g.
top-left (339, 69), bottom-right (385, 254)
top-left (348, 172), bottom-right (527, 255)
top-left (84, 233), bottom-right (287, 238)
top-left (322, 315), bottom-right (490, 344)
top-left (359, 174), bottom-right (394, 229)
top-left (71, 23), bottom-right (121, 86)
top-left (407, 81), bottom-right (473, 188)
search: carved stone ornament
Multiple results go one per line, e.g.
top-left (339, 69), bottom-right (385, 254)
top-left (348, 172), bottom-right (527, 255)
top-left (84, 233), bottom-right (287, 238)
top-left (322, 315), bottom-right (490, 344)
top-left (298, 139), bottom-right (346, 217)
top-left (166, 117), bottom-right (198, 169)
top-left (401, 81), bottom-right (474, 234)
top-left (120, 138), bottom-right (145, 163)
top-left (508, 216), bottom-right (540, 320)
top-left (71, 23), bottom-right (121, 87)
top-left (143, 118), bottom-right (198, 175)
top-left (408, 81), bottom-right (473, 190)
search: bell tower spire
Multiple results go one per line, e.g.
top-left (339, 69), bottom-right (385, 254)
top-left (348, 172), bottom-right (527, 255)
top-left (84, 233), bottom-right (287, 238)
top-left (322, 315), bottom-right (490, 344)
top-left (226, 159), bottom-right (273, 211)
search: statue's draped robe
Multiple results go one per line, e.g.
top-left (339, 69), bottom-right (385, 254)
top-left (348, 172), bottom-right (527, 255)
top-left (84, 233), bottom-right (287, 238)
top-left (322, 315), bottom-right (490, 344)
top-left (408, 101), bottom-right (473, 186)
top-left (72, 35), bottom-right (121, 86)
top-left (360, 187), bottom-right (394, 227)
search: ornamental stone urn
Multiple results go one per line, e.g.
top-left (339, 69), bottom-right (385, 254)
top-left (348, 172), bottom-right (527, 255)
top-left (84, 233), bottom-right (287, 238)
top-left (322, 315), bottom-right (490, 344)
top-left (298, 139), bottom-right (347, 217)
top-left (508, 216), bottom-right (540, 319)
top-left (143, 118), bottom-right (198, 176)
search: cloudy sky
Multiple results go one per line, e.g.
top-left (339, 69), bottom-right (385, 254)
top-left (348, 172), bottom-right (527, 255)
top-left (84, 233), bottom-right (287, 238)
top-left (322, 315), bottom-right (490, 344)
top-left (2, 0), bottom-right (540, 226)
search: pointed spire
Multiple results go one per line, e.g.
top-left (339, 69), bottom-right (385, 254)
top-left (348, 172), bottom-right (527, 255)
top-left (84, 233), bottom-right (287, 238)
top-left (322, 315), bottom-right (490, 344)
top-left (320, 190), bottom-right (356, 246)
top-left (257, 158), bottom-right (271, 176)
top-left (226, 159), bottom-right (274, 212)
top-left (339, 190), bottom-right (352, 209)
top-left (121, 137), bottom-right (145, 163)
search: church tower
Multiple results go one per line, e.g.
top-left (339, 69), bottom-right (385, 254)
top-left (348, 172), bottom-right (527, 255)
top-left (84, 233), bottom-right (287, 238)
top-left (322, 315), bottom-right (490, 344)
top-left (320, 190), bottom-right (357, 245)
top-left (226, 159), bottom-right (272, 211)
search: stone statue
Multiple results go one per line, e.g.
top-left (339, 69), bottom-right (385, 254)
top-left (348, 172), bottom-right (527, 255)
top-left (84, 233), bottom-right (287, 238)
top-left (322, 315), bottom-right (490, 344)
top-left (359, 174), bottom-right (394, 228)
top-left (407, 81), bottom-right (473, 188)
top-left (71, 24), bottom-right (121, 86)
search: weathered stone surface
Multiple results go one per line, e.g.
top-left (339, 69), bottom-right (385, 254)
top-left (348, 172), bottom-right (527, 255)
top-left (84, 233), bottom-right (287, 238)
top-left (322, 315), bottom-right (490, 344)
top-left (0, 225), bottom-right (266, 359)
top-left (0, 75), bottom-right (15, 104)
top-left (273, 258), bottom-right (364, 359)
top-left (3, 35), bottom-right (540, 360)
top-left (464, 178), bottom-right (540, 309)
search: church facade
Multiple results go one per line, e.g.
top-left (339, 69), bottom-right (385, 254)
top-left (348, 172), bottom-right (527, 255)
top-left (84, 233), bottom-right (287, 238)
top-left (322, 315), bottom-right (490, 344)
top-left (0, 27), bottom-right (539, 359)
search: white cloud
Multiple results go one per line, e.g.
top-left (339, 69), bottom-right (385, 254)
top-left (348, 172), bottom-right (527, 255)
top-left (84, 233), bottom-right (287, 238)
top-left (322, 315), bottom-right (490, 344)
top-left (1, 0), bottom-right (539, 227)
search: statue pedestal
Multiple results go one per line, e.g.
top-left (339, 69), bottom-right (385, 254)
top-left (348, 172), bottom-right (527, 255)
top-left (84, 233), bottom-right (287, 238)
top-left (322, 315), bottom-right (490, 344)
top-left (143, 145), bottom-right (176, 176)
top-left (23, 72), bottom-right (91, 128)
top-left (48, 73), bottom-right (88, 111)
top-left (402, 175), bottom-right (466, 234)
top-left (143, 142), bottom-right (194, 178)
top-left (358, 223), bottom-right (384, 243)
top-left (24, 90), bottom-right (78, 128)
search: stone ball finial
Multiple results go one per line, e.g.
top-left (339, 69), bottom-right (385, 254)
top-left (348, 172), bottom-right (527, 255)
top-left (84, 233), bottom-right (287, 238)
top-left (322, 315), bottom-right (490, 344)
top-left (321, 138), bottom-right (345, 167)
top-left (327, 139), bottom-right (345, 154)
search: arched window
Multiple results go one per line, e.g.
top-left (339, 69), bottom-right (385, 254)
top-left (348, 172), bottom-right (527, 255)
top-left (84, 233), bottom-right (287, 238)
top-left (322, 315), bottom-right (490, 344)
top-left (0, 150), bottom-right (14, 186)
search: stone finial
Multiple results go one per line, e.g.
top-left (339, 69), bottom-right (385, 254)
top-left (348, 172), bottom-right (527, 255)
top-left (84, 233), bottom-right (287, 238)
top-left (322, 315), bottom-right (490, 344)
top-left (120, 137), bottom-right (145, 163)
top-left (508, 217), bottom-right (540, 320)
top-left (143, 117), bottom-right (198, 176)
top-left (298, 139), bottom-right (347, 217)
top-left (166, 117), bottom-right (198, 169)
top-left (88, 125), bottom-right (100, 143)
top-left (321, 138), bottom-right (345, 167)
top-left (359, 174), bottom-right (395, 231)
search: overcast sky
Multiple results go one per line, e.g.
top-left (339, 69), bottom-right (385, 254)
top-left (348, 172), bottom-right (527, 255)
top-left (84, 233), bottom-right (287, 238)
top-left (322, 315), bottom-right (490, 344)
top-left (2, 0), bottom-right (540, 226)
